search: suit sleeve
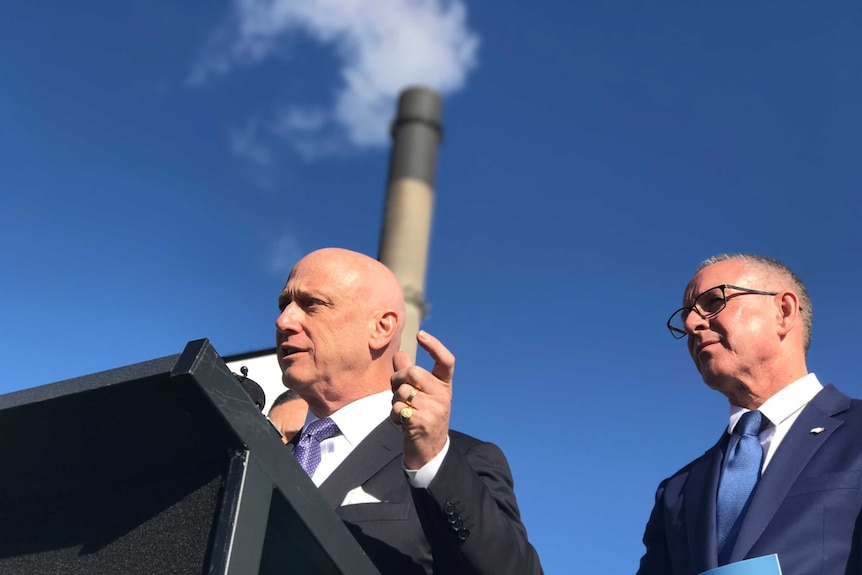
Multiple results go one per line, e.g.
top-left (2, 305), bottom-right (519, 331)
top-left (411, 437), bottom-right (543, 575)
top-left (637, 481), bottom-right (673, 575)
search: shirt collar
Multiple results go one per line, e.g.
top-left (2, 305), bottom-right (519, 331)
top-left (727, 372), bottom-right (822, 433)
top-left (305, 390), bottom-right (392, 447)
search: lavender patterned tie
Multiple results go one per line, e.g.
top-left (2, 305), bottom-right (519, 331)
top-left (293, 418), bottom-right (340, 477)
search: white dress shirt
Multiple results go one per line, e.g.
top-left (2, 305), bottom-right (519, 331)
top-left (304, 390), bottom-right (450, 489)
top-left (726, 372), bottom-right (823, 472)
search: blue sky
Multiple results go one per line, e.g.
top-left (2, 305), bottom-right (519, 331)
top-left (2, 1), bottom-right (860, 572)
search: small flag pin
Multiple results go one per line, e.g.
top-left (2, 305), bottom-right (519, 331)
top-left (810, 427), bottom-right (825, 435)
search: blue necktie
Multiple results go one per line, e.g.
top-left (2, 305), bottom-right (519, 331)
top-left (716, 410), bottom-right (767, 564)
top-left (293, 417), bottom-right (340, 478)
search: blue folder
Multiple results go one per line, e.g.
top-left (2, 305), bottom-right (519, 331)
top-left (700, 555), bottom-right (781, 575)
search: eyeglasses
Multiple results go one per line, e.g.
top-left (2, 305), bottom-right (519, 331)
top-left (667, 284), bottom-right (778, 339)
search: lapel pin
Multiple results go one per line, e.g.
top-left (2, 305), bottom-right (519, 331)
top-left (809, 427), bottom-right (825, 435)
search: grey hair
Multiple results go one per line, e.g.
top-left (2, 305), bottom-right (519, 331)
top-left (696, 254), bottom-right (812, 353)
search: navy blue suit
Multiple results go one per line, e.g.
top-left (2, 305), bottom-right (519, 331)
top-left (638, 384), bottom-right (862, 575)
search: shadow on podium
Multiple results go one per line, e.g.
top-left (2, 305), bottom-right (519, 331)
top-left (0, 339), bottom-right (381, 575)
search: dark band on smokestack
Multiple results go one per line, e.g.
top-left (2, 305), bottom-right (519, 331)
top-left (387, 88), bottom-right (443, 185)
top-left (378, 86), bottom-right (443, 360)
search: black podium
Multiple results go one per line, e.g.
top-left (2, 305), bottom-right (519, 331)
top-left (0, 339), bottom-right (381, 575)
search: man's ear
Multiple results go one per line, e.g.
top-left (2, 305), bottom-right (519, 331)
top-left (369, 310), bottom-right (399, 351)
top-left (775, 291), bottom-right (800, 338)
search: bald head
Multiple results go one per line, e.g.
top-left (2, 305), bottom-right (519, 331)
top-left (276, 248), bottom-right (406, 415)
top-left (292, 248), bottom-right (406, 341)
top-left (308, 249), bottom-right (401, 301)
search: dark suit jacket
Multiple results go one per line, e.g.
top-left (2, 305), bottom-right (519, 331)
top-left (289, 418), bottom-right (543, 575)
top-left (637, 384), bottom-right (862, 575)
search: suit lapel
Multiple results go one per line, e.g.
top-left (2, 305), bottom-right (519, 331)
top-left (286, 431), bottom-right (299, 452)
top-left (729, 385), bottom-right (850, 563)
top-left (318, 418), bottom-right (403, 509)
top-left (686, 437), bottom-right (726, 574)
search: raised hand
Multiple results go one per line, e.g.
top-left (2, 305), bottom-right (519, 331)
top-left (390, 330), bottom-right (455, 469)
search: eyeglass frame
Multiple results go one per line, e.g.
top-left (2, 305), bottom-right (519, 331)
top-left (666, 284), bottom-right (779, 339)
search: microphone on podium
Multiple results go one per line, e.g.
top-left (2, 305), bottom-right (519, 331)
top-left (233, 365), bottom-right (266, 412)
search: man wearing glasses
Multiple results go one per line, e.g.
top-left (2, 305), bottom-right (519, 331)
top-left (637, 254), bottom-right (862, 575)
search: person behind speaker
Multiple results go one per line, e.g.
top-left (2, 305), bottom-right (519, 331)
top-left (275, 247), bottom-right (543, 575)
top-left (638, 254), bottom-right (862, 575)
top-left (268, 389), bottom-right (309, 443)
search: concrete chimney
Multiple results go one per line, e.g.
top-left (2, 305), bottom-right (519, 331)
top-left (378, 87), bottom-right (443, 360)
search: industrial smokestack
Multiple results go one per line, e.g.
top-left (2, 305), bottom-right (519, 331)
top-left (378, 87), bottom-right (443, 361)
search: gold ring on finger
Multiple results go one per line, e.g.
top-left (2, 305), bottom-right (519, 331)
top-left (406, 389), bottom-right (418, 406)
top-left (399, 406), bottom-right (413, 423)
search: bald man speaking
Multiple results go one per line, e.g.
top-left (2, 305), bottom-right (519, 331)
top-left (275, 248), bottom-right (542, 575)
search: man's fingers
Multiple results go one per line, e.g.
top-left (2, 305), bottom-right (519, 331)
top-left (391, 331), bottom-right (455, 393)
top-left (391, 383), bottom-right (418, 406)
top-left (416, 330), bottom-right (455, 384)
top-left (392, 349), bottom-right (413, 373)
top-left (391, 351), bottom-right (414, 393)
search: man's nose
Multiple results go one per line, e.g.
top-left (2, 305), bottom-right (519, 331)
top-left (683, 307), bottom-right (708, 335)
top-left (276, 303), bottom-right (302, 332)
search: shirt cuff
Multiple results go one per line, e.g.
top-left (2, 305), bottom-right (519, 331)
top-left (404, 436), bottom-right (451, 488)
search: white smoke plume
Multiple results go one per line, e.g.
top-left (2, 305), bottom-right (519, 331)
top-left (192, 0), bottom-right (479, 154)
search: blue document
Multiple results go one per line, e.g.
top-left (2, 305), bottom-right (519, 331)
top-left (700, 555), bottom-right (782, 575)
